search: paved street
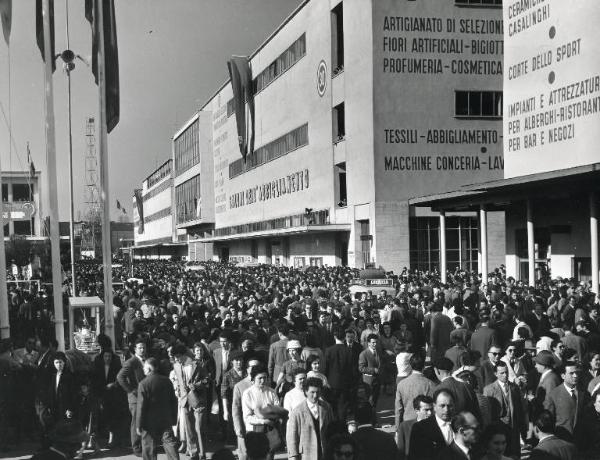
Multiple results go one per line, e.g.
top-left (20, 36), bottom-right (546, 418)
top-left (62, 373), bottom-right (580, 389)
top-left (2, 392), bottom-right (396, 460)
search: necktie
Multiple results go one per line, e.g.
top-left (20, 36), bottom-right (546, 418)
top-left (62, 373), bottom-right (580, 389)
top-left (571, 389), bottom-right (577, 402)
top-left (445, 424), bottom-right (453, 445)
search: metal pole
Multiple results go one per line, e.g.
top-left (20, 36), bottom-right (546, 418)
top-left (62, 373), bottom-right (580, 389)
top-left (480, 205), bottom-right (488, 286)
top-left (527, 199), bottom-right (535, 287)
top-left (591, 192), bottom-right (599, 302)
top-left (439, 211), bottom-right (447, 284)
top-left (97, 0), bottom-right (115, 345)
top-left (64, 0), bottom-right (77, 297)
top-left (42, 0), bottom-right (66, 351)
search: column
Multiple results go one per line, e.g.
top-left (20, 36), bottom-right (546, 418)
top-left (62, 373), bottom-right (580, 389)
top-left (527, 199), bottom-right (535, 286)
top-left (591, 192), bottom-right (599, 301)
top-left (480, 205), bottom-right (488, 286)
top-left (439, 211), bottom-right (447, 284)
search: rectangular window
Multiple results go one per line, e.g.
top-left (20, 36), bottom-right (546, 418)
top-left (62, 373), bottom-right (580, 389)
top-left (13, 220), bottom-right (31, 236)
top-left (333, 103), bottom-right (345, 143)
top-left (229, 123), bottom-right (308, 178)
top-left (173, 119), bottom-right (200, 176)
top-left (456, 0), bottom-right (502, 6)
top-left (331, 3), bottom-right (344, 74)
top-left (309, 257), bottom-right (323, 267)
top-left (254, 34), bottom-right (306, 94)
top-left (175, 175), bottom-right (201, 224)
top-left (227, 98), bottom-right (235, 117)
top-left (12, 184), bottom-right (30, 201)
top-left (336, 162), bottom-right (347, 207)
top-left (455, 91), bottom-right (502, 118)
top-left (409, 216), bottom-right (479, 272)
top-left (294, 257), bottom-right (305, 268)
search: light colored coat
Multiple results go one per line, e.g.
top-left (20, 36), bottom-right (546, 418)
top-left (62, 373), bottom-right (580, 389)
top-left (286, 399), bottom-right (333, 459)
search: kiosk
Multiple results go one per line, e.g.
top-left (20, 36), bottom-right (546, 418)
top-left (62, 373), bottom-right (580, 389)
top-left (68, 296), bottom-right (103, 352)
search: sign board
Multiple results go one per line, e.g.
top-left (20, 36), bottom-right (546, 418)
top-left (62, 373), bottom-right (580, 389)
top-left (2, 202), bottom-right (35, 220)
top-left (352, 278), bottom-right (394, 288)
top-left (503, 0), bottom-right (600, 177)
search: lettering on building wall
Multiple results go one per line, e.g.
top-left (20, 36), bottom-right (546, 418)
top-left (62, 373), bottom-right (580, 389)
top-left (229, 169), bottom-right (310, 209)
top-left (506, 75), bottom-right (600, 153)
top-left (381, 16), bottom-right (503, 75)
top-left (213, 105), bottom-right (229, 215)
top-left (507, 0), bottom-right (551, 37)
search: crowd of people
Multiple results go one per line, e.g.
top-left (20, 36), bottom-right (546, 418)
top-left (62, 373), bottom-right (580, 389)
top-left (1, 260), bottom-right (600, 460)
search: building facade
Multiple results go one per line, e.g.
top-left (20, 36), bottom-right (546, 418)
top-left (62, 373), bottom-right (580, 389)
top-left (413, 0), bottom-right (600, 291)
top-left (186, 0), bottom-right (505, 272)
top-left (2, 171), bottom-right (41, 237)
top-left (132, 159), bottom-right (186, 259)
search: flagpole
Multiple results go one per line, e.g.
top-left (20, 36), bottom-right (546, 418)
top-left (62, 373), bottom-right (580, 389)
top-left (0, 2), bottom-right (10, 339)
top-left (42, 0), bottom-right (65, 351)
top-left (63, 0), bottom-right (76, 297)
top-left (97, 0), bottom-right (115, 346)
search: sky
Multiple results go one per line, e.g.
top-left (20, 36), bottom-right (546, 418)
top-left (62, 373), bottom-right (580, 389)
top-left (0, 0), bottom-right (302, 221)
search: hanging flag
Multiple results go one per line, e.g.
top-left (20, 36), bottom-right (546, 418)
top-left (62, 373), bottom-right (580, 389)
top-left (30, 161), bottom-right (36, 177)
top-left (85, 0), bottom-right (120, 133)
top-left (0, 0), bottom-right (11, 45)
top-left (134, 189), bottom-right (144, 234)
top-left (35, 0), bottom-right (56, 72)
top-left (116, 199), bottom-right (121, 209)
top-left (227, 56), bottom-right (255, 161)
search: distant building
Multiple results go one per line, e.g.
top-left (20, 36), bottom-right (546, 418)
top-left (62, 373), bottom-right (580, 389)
top-left (1, 171), bottom-right (41, 237)
top-left (132, 159), bottom-right (186, 259)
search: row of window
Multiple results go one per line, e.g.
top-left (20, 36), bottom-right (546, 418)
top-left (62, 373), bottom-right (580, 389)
top-left (214, 209), bottom-right (329, 238)
top-left (455, 91), bottom-right (503, 118)
top-left (455, 0), bottom-right (502, 6)
top-left (229, 123), bottom-right (309, 179)
top-left (174, 119), bottom-right (200, 176)
top-left (143, 207), bottom-right (172, 225)
top-left (255, 34), bottom-right (307, 94)
top-left (145, 160), bottom-right (172, 189)
top-left (175, 175), bottom-right (201, 224)
top-left (1, 183), bottom-right (34, 202)
top-left (143, 179), bottom-right (172, 203)
top-left (409, 216), bottom-right (480, 272)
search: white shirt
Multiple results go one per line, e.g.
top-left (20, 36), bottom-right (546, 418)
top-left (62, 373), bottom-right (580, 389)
top-left (435, 415), bottom-right (453, 445)
top-left (283, 387), bottom-right (306, 413)
top-left (241, 385), bottom-right (279, 431)
top-left (55, 372), bottom-right (62, 390)
top-left (306, 399), bottom-right (319, 419)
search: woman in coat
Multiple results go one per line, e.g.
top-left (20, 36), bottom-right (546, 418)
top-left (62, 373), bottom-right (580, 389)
top-left (92, 348), bottom-right (125, 447)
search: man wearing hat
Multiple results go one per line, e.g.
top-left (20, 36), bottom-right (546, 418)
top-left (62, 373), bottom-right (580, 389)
top-left (434, 357), bottom-right (481, 420)
top-left (533, 350), bottom-right (561, 418)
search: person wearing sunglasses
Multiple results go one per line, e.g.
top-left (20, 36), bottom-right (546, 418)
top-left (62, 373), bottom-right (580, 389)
top-left (436, 411), bottom-right (480, 460)
top-left (479, 346), bottom-right (503, 389)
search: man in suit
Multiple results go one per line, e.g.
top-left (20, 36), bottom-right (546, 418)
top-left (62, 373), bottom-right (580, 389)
top-left (323, 327), bottom-right (362, 421)
top-left (529, 410), bottom-right (578, 460)
top-left (434, 357), bottom-right (481, 421)
top-left (483, 361), bottom-right (526, 457)
top-left (397, 395), bottom-right (433, 460)
top-left (136, 357), bottom-right (179, 460)
top-left (408, 388), bottom-right (456, 460)
top-left (351, 403), bottom-right (397, 460)
top-left (544, 361), bottom-right (587, 441)
top-left (233, 357), bottom-right (261, 460)
top-left (533, 350), bottom-right (561, 417)
top-left (314, 312), bottom-right (335, 350)
top-left (359, 334), bottom-right (382, 409)
top-left (286, 377), bottom-right (334, 460)
top-left (470, 310), bottom-right (497, 359)
top-left (172, 344), bottom-right (203, 460)
top-left (117, 338), bottom-right (147, 455)
top-left (435, 411), bottom-right (480, 460)
top-left (477, 345), bottom-right (502, 389)
top-left (429, 304), bottom-right (453, 362)
top-left (395, 352), bottom-right (435, 426)
top-left (34, 336), bottom-right (57, 448)
top-left (213, 331), bottom-right (235, 439)
top-left (267, 323), bottom-right (290, 383)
